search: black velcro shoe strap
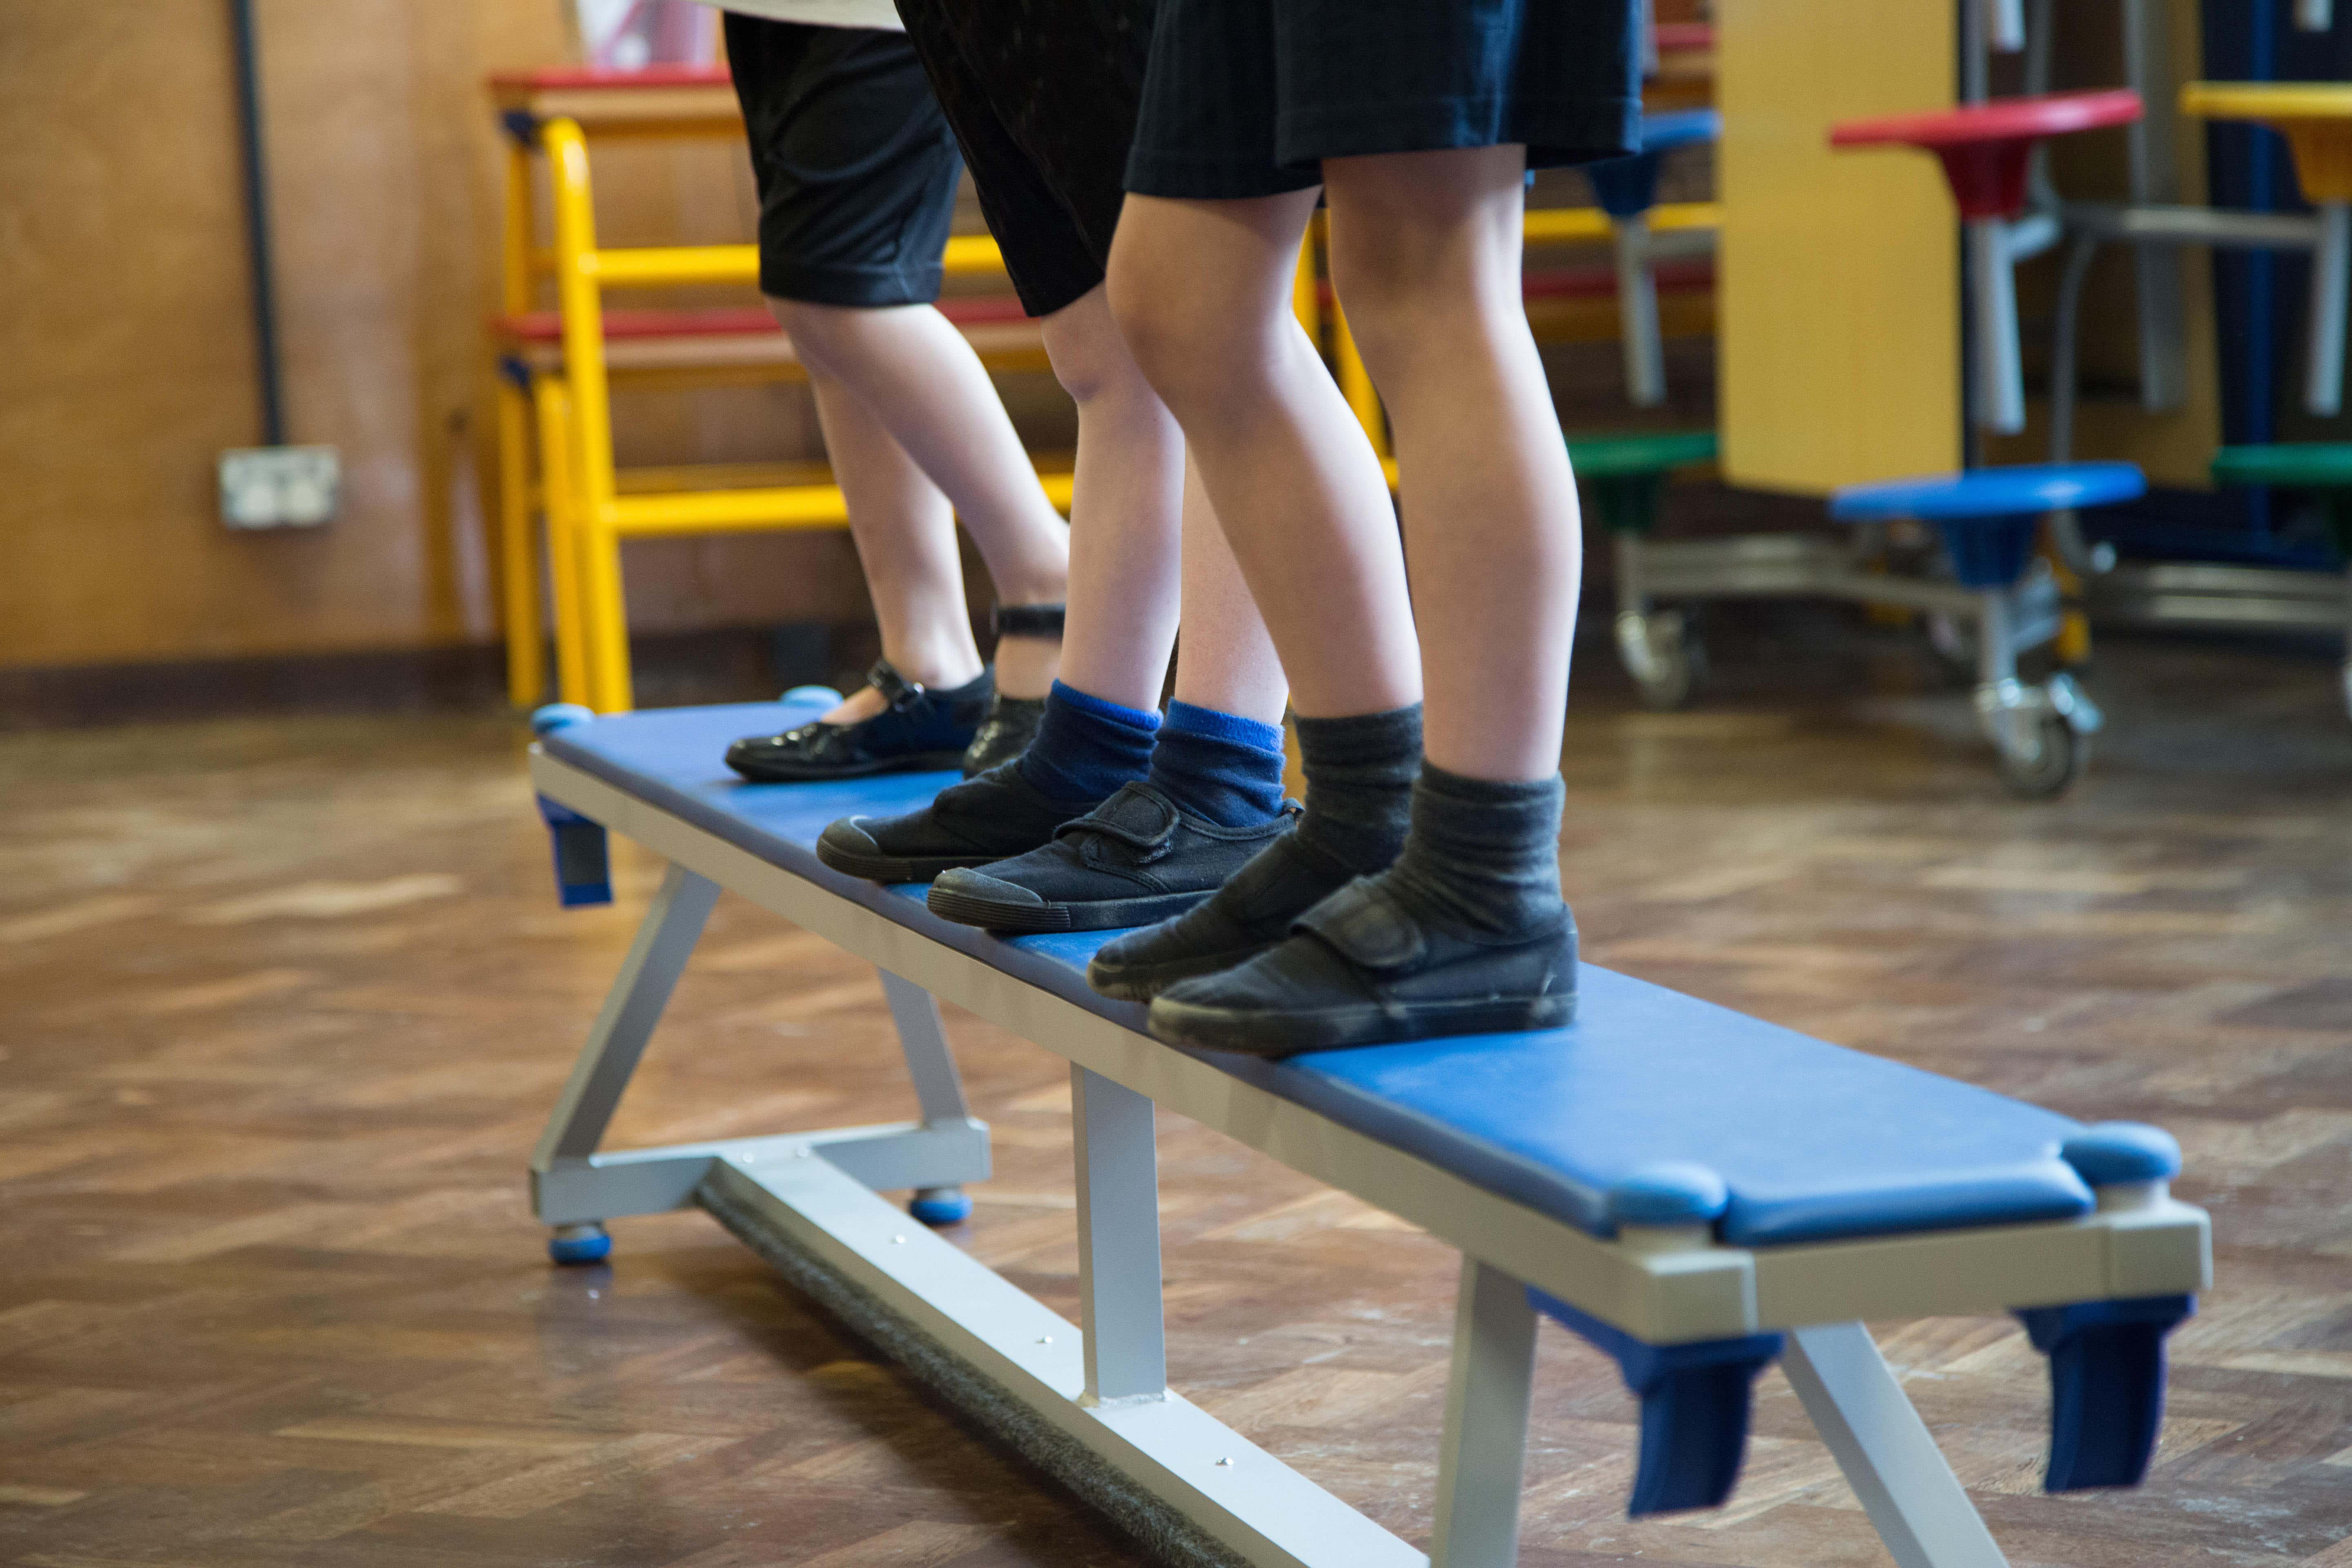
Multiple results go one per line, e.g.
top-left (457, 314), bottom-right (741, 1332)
top-left (1292, 878), bottom-right (1428, 973)
top-left (991, 603), bottom-right (1066, 639)
top-left (1054, 782), bottom-right (1180, 860)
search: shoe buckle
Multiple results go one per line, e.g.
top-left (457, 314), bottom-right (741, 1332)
top-left (869, 660), bottom-right (925, 711)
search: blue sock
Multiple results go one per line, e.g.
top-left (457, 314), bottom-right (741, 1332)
top-left (1147, 702), bottom-right (1289, 828)
top-left (1018, 681), bottom-right (1161, 802)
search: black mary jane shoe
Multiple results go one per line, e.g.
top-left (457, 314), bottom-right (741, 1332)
top-left (958, 603), bottom-right (1065, 777)
top-left (726, 661), bottom-right (990, 783)
top-left (961, 695), bottom-right (1045, 777)
top-left (926, 783), bottom-right (1301, 934)
top-left (1145, 875), bottom-right (1577, 1058)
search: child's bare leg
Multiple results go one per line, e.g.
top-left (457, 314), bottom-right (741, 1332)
top-left (1036, 287), bottom-right (1284, 725)
top-left (802, 370), bottom-right (984, 725)
top-left (1107, 191), bottom-right (1420, 721)
top-left (827, 292), bottom-right (1299, 933)
top-left (1171, 455), bottom-right (1287, 726)
top-left (775, 298), bottom-right (1069, 699)
top-left (1323, 144), bottom-right (1579, 781)
top-left (1037, 286), bottom-right (1184, 714)
top-left (1116, 151), bottom-right (1578, 1049)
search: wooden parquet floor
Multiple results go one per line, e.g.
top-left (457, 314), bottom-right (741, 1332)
top-left (2, 623), bottom-right (2349, 1566)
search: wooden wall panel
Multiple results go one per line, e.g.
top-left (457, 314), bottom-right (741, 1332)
top-left (0, 1), bottom-right (880, 675)
top-left (1717, 0), bottom-right (1962, 495)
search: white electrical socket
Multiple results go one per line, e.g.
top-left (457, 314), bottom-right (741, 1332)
top-left (219, 445), bottom-right (340, 528)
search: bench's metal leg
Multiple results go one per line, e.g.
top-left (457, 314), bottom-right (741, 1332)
top-left (884, 969), bottom-right (980, 1225)
top-left (879, 968), bottom-right (971, 1126)
top-left (530, 864), bottom-right (719, 1173)
top-left (1073, 1065), bottom-right (1167, 1406)
top-left (1783, 1322), bottom-right (2009, 1568)
top-left (1432, 1258), bottom-right (1538, 1568)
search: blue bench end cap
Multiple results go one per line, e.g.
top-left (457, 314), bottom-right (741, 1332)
top-left (1609, 1161), bottom-right (1730, 1228)
top-left (532, 703), bottom-right (597, 737)
top-left (2060, 1123), bottom-right (2180, 1186)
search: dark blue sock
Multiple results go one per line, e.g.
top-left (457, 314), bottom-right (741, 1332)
top-left (1018, 681), bottom-right (1161, 802)
top-left (1147, 702), bottom-right (1290, 828)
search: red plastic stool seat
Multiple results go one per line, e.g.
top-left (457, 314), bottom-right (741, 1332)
top-left (1830, 90), bottom-right (2143, 217)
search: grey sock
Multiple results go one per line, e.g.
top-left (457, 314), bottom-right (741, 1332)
top-left (1386, 763), bottom-right (1567, 938)
top-left (1290, 706), bottom-right (1423, 878)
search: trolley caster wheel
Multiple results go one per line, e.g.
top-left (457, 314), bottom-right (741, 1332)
top-left (548, 1222), bottom-right (612, 1266)
top-left (909, 1187), bottom-right (972, 1227)
top-left (1616, 610), bottom-right (1703, 711)
top-left (1996, 713), bottom-right (2087, 799)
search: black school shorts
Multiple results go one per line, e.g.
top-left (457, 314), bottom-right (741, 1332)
top-left (725, 14), bottom-right (964, 307)
top-left (895, 0), bottom-right (1158, 318)
top-left (1127, 0), bottom-right (1642, 199)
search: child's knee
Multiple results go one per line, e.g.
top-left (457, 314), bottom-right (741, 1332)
top-left (1108, 260), bottom-right (1227, 410)
top-left (1038, 295), bottom-right (1140, 407)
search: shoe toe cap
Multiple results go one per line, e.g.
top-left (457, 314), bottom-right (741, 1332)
top-left (931, 868), bottom-right (1044, 908)
top-left (817, 816), bottom-right (881, 858)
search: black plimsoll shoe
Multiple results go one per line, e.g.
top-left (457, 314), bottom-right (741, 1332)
top-left (961, 695), bottom-right (1044, 777)
top-left (1145, 875), bottom-right (1576, 1058)
top-left (1085, 830), bottom-right (1357, 1001)
top-left (727, 662), bottom-right (989, 783)
top-left (815, 760), bottom-right (1098, 883)
top-left (926, 783), bottom-right (1299, 933)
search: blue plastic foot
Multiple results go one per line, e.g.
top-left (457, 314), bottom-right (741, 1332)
top-left (528, 707), bottom-right (613, 906)
top-left (909, 1187), bottom-right (973, 1227)
top-left (535, 796), bottom-right (612, 907)
top-left (1531, 1290), bottom-right (1784, 1516)
top-left (548, 1222), bottom-right (612, 1266)
top-left (2018, 1293), bottom-right (2195, 1490)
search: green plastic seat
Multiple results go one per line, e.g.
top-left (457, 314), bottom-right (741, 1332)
top-left (2211, 442), bottom-right (2352, 489)
top-left (2212, 443), bottom-right (2352, 556)
top-left (1568, 429), bottom-right (1719, 535)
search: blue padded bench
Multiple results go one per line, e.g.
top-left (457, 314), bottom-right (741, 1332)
top-left (523, 697), bottom-right (2209, 1568)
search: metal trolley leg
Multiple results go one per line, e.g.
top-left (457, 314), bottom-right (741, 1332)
top-left (1783, 1323), bottom-right (2010, 1568)
top-left (1432, 1258), bottom-right (1539, 1568)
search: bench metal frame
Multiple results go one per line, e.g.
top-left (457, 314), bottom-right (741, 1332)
top-left (526, 746), bottom-right (2209, 1568)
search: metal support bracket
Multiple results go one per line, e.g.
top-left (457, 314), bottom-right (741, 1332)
top-left (1784, 1323), bottom-right (2012, 1568)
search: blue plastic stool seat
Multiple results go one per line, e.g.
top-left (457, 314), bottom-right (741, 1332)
top-left (1831, 463), bottom-right (2145, 589)
top-left (1587, 109), bottom-right (1722, 219)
